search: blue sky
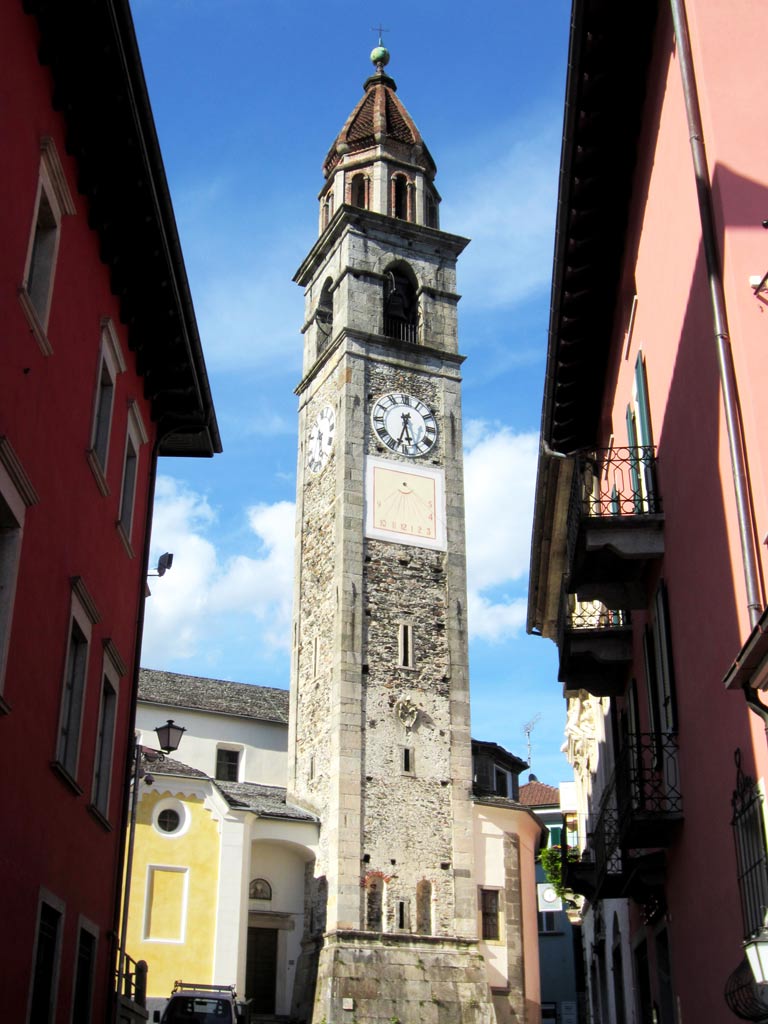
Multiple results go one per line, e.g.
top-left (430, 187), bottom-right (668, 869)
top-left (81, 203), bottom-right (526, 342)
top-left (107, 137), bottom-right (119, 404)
top-left (133, 0), bottom-right (573, 784)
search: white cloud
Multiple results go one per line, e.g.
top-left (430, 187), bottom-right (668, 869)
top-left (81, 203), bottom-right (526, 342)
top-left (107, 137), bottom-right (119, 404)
top-left (441, 119), bottom-right (560, 311)
top-left (464, 423), bottom-right (539, 641)
top-left (142, 423), bottom-right (539, 667)
top-left (140, 478), bottom-right (295, 669)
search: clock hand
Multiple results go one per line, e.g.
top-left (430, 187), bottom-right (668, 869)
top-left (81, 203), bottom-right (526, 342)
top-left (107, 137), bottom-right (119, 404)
top-left (398, 413), bottom-right (414, 444)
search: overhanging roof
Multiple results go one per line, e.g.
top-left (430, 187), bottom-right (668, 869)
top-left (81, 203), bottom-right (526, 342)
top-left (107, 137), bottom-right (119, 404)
top-left (541, 0), bottom-right (659, 453)
top-left (24, 0), bottom-right (221, 458)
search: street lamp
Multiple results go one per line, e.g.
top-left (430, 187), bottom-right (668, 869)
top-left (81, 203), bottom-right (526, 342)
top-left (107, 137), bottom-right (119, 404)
top-left (155, 719), bottom-right (186, 754)
top-left (745, 924), bottom-right (768, 985)
top-left (116, 721), bottom-right (186, 1003)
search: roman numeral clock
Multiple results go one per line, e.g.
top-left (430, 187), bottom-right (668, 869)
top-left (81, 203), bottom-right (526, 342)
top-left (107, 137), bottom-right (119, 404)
top-left (287, 43), bottom-right (493, 1024)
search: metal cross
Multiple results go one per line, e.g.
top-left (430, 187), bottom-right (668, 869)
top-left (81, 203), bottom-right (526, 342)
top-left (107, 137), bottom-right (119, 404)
top-left (372, 25), bottom-right (389, 46)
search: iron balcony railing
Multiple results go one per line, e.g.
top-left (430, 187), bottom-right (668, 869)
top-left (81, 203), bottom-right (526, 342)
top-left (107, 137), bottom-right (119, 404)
top-left (558, 586), bottom-right (630, 641)
top-left (616, 732), bottom-right (683, 845)
top-left (731, 748), bottom-right (768, 942)
top-left (579, 446), bottom-right (660, 517)
top-left (566, 445), bottom-right (661, 571)
top-left (383, 317), bottom-right (417, 344)
top-left (590, 788), bottom-right (624, 887)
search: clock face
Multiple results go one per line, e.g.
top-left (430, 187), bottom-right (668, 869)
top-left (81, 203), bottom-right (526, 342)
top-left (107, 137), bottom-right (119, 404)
top-left (307, 404), bottom-right (335, 475)
top-left (371, 393), bottom-right (437, 458)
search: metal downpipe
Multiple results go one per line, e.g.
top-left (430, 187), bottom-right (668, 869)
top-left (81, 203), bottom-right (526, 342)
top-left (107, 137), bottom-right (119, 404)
top-left (669, 0), bottom-right (767, 721)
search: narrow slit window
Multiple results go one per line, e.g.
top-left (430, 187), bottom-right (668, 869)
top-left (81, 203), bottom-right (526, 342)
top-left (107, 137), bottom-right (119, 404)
top-left (398, 623), bottom-right (413, 668)
top-left (397, 901), bottom-right (406, 930)
top-left (402, 747), bottom-right (414, 775)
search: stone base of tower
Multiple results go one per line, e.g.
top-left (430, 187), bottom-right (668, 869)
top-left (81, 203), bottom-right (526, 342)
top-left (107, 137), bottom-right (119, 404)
top-left (309, 930), bottom-right (497, 1024)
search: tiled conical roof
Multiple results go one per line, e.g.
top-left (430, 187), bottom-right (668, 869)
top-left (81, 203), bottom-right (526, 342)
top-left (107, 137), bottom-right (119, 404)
top-left (323, 68), bottom-right (435, 179)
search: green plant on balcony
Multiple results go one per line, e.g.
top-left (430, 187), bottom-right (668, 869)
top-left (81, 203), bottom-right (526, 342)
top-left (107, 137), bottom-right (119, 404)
top-left (540, 844), bottom-right (580, 900)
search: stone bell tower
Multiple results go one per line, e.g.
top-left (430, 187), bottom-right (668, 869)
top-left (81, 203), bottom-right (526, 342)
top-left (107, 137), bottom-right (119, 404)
top-left (288, 44), bottom-right (494, 1024)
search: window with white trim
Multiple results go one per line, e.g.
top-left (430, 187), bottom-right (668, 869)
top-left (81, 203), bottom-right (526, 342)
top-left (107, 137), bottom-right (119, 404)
top-left (19, 138), bottom-right (75, 353)
top-left (117, 401), bottom-right (148, 554)
top-left (87, 320), bottom-right (126, 494)
top-left (0, 440), bottom-right (38, 703)
top-left (55, 582), bottom-right (99, 783)
top-left (28, 891), bottom-right (64, 1024)
top-left (90, 646), bottom-right (122, 819)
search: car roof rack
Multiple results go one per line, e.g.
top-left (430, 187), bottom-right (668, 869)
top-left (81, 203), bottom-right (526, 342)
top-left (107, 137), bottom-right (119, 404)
top-left (172, 982), bottom-right (238, 998)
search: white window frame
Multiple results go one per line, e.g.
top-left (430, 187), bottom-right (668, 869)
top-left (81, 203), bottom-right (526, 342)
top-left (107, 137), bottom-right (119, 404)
top-left (90, 640), bottom-right (124, 821)
top-left (86, 319), bottom-right (126, 495)
top-left (0, 439), bottom-right (39, 706)
top-left (116, 401), bottom-right (148, 556)
top-left (18, 138), bottom-right (76, 355)
top-left (55, 578), bottom-right (100, 786)
top-left (27, 888), bottom-right (65, 1024)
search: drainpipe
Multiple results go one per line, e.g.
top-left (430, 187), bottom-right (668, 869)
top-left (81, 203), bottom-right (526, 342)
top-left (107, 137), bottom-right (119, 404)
top-left (668, 0), bottom-right (768, 723)
top-left (668, 0), bottom-right (762, 624)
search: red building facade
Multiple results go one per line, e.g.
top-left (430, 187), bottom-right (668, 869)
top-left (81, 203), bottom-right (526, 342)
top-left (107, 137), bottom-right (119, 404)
top-left (529, 0), bottom-right (768, 1021)
top-left (0, 3), bottom-right (220, 1022)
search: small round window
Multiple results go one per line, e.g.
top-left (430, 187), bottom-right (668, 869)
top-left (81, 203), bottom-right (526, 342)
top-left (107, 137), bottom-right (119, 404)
top-left (157, 809), bottom-right (180, 833)
top-left (152, 798), bottom-right (188, 837)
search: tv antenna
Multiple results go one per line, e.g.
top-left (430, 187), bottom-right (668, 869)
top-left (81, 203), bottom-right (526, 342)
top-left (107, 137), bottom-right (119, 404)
top-left (523, 713), bottom-right (542, 767)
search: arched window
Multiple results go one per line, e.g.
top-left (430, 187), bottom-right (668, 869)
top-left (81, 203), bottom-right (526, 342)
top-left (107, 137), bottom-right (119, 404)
top-left (383, 265), bottom-right (418, 344)
top-left (416, 879), bottom-right (432, 934)
top-left (249, 878), bottom-right (272, 900)
top-left (316, 277), bottom-right (333, 352)
top-left (321, 191), bottom-right (334, 230)
top-left (351, 173), bottom-right (367, 210)
top-left (392, 174), bottom-right (408, 220)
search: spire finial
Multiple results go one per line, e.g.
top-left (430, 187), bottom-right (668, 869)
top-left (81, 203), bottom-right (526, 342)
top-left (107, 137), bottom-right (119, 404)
top-left (370, 25), bottom-right (390, 70)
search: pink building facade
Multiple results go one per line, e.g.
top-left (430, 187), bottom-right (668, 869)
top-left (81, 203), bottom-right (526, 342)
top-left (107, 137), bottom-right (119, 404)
top-left (529, 1), bottom-right (768, 1021)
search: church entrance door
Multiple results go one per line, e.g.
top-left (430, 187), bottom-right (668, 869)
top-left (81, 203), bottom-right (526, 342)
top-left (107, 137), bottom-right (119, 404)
top-left (245, 926), bottom-right (278, 1014)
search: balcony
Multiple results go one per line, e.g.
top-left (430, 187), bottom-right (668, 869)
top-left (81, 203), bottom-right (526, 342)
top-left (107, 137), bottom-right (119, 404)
top-left (566, 447), bottom-right (664, 609)
top-left (616, 732), bottom-right (683, 848)
top-left (562, 794), bottom-right (625, 901)
top-left (557, 590), bottom-right (632, 697)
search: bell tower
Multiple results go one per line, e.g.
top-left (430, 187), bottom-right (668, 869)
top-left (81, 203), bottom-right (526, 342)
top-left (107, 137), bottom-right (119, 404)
top-left (288, 45), bottom-right (494, 1024)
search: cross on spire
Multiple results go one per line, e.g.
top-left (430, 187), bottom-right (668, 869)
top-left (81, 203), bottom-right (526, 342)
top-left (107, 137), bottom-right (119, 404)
top-left (372, 24), bottom-right (389, 46)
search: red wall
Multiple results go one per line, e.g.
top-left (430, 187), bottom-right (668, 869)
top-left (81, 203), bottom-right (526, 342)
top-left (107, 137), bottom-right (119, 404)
top-left (0, 6), bottom-right (156, 1021)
